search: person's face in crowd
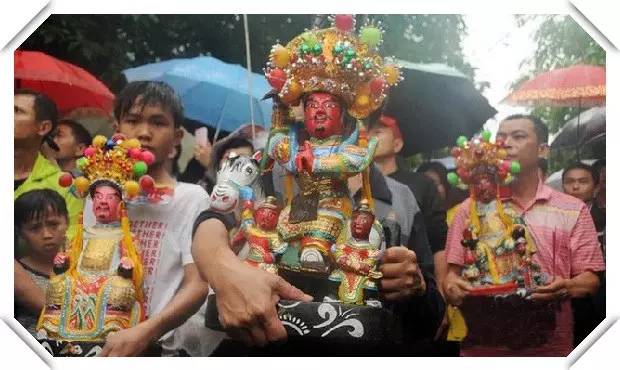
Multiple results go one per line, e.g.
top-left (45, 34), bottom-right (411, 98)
top-left (304, 92), bottom-right (344, 139)
top-left (351, 211), bottom-right (374, 240)
top-left (496, 118), bottom-right (548, 174)
top-left (93, 185), bottom-right (122, 224)
top-left (53, 124), bottom-right (86, 162)
top-left (219, 146), bottom-right (254, 170)
top-left (117, 97), bottom-right (183, 168)
top-left (368, 123), bottom-right (403, 159)
top-left (14, 94), bottom-right (51, 144)
top-left (423, 170), bottom-right (447, 203)
top-left (19, 209), bottom-right (68, 258)
top-left (562, 168), bottom-right (598, 202)
top-left (255, 207), bottom-right (279, 231)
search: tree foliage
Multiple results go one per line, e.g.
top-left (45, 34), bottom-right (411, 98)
top-left (512, 15), bottom-right (606, 170)
top-left (20, 14), bottom-right (474, 92)
top-left (513, 15), bottom-right (605, 134)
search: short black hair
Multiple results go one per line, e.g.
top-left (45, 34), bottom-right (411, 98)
top-left (15, 89), bottom-right (59, 148)
top-left (15, 89), bottom-right (58, 126)
top-left (213, 137), bottom-right (254, 168)
top-left (417, 161), bottom-right (449, 188)
top-left (502, 114), bottom-right (549, 144)
top-left (15, 189), bottom-right (68, 230)
top-left (562, 162), bottom-right (600, 185)
top-left (114, 81), bottom-right (184, 128)
top-left (58, 119), bottom-right (92, 147)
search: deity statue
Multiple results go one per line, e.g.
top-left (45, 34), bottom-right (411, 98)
top-left (239, 196), bottom-right (287, 274)
top-left (447, 132), bottom-right (546, 296)
top-left (37, 134), bottom-right (155, 356)
top-left (329, 200), bottom-right (383, 305)
top-left (205, 15), bottom-right (408, 345)
top-left (263, 21), bottom-right (402, 274)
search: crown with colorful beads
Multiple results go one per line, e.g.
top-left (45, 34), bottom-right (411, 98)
top-left (58, 134), bottom-right (156, 200)
top-left (265, 14), bottom-right (402, 119)
top-left (447, 130), bottom-right (521, 190)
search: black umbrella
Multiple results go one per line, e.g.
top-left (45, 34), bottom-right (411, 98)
top-left (383, 61), bottom-right (497, 155)
top-left (551, 107), bottom-right (605, 149)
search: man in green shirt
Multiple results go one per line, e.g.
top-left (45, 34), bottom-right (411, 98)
top-left (14, 89), bottom-right (83, 239)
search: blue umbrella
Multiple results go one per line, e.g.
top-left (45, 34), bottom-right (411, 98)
top-left (123, 56), bottom-right (272, 133)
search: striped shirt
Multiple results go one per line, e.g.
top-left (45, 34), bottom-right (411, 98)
top-left (445, 181), bottom-right (605, 356)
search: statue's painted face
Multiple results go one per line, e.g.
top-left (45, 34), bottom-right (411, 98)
top-left (93, 185), bottom-right (121, 224)
top-left (351, 211), bottom-right (374, 240)
top-left (304, 92), bottom-right (344, 139)
top-left (473, 173), bottom-right (497, 203)
top-left (255, 207), bottom-right (279, 230)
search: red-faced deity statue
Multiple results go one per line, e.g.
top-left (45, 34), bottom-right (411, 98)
top-left (255, 206), bottom-right (280, 231)
top-left (351, 209), bottom-right (375, 241)
top-left (303, 92), bottom-right (344, 139)
top-left (472, 172), bottom-right (498, 204)
top-left (92, 184), bottom-right (122, 224)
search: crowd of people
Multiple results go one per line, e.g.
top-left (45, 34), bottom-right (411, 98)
top-left (13, 77), bottom-right (605, 357)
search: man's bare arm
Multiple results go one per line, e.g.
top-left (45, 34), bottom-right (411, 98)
top-left (14, 260), bottom-right (45, 314)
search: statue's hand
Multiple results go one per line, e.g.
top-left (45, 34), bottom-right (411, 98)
top-left (295, 141), bottom-right (314, 173)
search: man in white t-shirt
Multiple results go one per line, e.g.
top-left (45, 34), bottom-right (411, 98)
top-left (92, 81), bottom-right (209, 356)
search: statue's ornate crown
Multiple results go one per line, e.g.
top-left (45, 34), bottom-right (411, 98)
top-left (265, 15), bottom-right (402, 119)
top-left (353, 198), bottom-right (374, 215)
top-left (58, 134), bottom-right (156, 200)
top-left (447, 131), bottom-right (521, 190)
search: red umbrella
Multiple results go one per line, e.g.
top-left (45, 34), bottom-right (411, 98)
top-left (502, 65), bottom-right (605, 107)
top-left (14, 50), bottom-right (115, 114)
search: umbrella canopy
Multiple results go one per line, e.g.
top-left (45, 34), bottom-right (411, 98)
top-left (551, 107), bottom-right (605, 149)
top-left (383, 60), bottom-right (497, 155)
top-left (14, 50), bottom-right (115, 115)
top-left (503, 65), bottom-right (605, 107)
top-left (123, 56), bottom-right (272, 133)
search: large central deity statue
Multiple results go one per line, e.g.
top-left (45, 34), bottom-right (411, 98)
top-left (205, 16), bottom-right (406, 344)
top-left (264, 17), bottom-right (401, 275)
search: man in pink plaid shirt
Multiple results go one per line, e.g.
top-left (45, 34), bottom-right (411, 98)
top-left (444, 114), bottom-right (605, 356)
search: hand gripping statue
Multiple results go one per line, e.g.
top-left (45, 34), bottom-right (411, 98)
top-left (447, 131), bottom-right (546, 296)
top-left (329, 199), bottom-right (383, 305)
top-left (264, 15), bottom-right (402, 273)
top-left (36, 134), bottom-right (156, 357)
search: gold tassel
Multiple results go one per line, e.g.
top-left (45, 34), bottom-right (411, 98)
top-left (468, 196), bottom-right (481, 236)
top-left (357, 121), bottom-right (375, 211)
top-left (468, 194), bottom-right (499, 283)
top-left (342, 197), bottom-right (352, 219)
top-left (495, 184), bottom-right (514, 237)
top-left (67, 212), bottom-right (84, 279)
top-left (120, 202), bottom-right (144, 303)
top-left (482, 241), bottom-right (501, 284)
